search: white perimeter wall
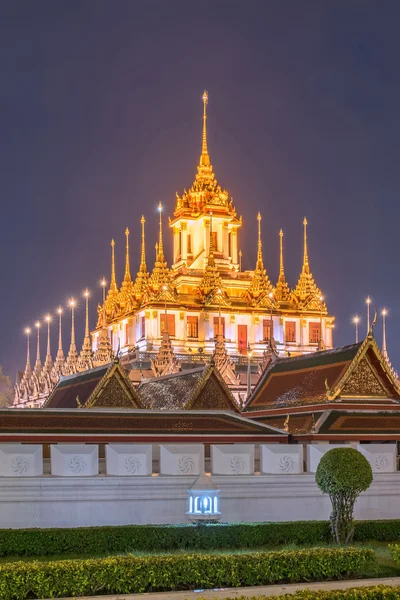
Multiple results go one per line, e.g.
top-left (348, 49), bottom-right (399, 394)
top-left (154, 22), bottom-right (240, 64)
top-left (2, 473), bottom-right (400, 529)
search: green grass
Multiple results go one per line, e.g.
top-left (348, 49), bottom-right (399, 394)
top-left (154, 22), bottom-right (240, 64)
top-left (0, 540), bottom-right (398, 580)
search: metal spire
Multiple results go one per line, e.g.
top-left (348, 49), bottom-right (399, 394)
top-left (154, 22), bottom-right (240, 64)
top-left (302, 217), bottom-right (309, 273)
top-left (24, 328), bottom-right (32, 374)
top-left (200, 90), bottom-right (210, 167)
top-left (110, 239), bottom-right (117, 292)
top-left (139, 215), bottom-right (147, 273)
top-left (157, 203), bottom-right (164, 261)
top-left (34, 321), bottom-right (41, 372)
top-left (256, 212), bottom-right (263, 270)
top-left (124, 228), bottom-right (132, 282)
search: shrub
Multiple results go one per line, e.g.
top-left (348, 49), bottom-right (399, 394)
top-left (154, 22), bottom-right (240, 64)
top-left (316, 448), bottom-right (373, 544)
top-left (389, 543), bottom-right (400, 565)
top-left (200, 586), bottom-right (400, 600)
top-left (0, 547), bottom-right (374, 600)
top-left (2, 520), bottom-right (400, 558)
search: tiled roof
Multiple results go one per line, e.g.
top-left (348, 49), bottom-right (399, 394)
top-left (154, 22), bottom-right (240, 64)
top-left (138, 367), bottom-right (206, 409)
top-left (316, 410), bottom-right (400, 435)
top-left (0, 408), bottom-right (287, 439)
top-left (245, 343), bottom-right (362, 411)
top-left (45, 364), bottom-right (111, 408)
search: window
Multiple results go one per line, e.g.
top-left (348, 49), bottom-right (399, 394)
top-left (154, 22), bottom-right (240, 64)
top-left (187, 234), bottom-right (192, 255)
top-left (140, 316), bottom-right (145, 338)
top-left (212, 231), bottom-right (218, 251)
top-left (125, 322), bottom-right (129, 346)
top-left (285, 321), bottom-right (296, 343)
top-left (187, 315), bottom-right (198, 338)
top-left (309, 322), bottom-right (321, 344)
top-left (213, 316), bottom-right (225, 337)
top-left (160, 313), bottom-right (175, 336)
top-left (263, 319), bottom-right (273, 341)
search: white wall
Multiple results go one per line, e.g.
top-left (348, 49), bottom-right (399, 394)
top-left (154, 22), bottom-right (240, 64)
top-left (1, 473), bottom-right (400, 529)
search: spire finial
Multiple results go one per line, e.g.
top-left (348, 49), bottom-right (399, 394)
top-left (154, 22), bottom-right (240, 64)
top-left (44, 314), bottom-right (52, 359)
top-left (56, 307), bottom-right (63, 354)
top-left (69, 299), bottom-right (76, 347)
top-left (157, 203), bottom-right (164, 261)
top-left (256, 212), bottom-right (263, 270)
top-left (24, 327), bottom-right (31, 373)
top-left (35, 321), bottom-right (41, 365)
top-left (200, 90), bottom-right (210, 167)
top-left (382, 308), bottom-right (388, 360)
top-left (84, 290), bottom-right (90, 339)
top-left (124, 228), bottom-right (131, 282)
top-left (302, 217), bottom-right (309, 273)
top-left (279, 228), bottom-right (285, 278)
top-left (140, 215), bottom-right (147, 273)
top-left (110, 239), bottom-right (117, 291)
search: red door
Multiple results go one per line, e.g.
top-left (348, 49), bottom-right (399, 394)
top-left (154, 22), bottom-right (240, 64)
top-left (238, 324), bottom-right (247, 355)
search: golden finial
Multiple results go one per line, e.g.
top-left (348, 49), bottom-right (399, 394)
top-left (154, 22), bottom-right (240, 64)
top-left (157, 203), bottom-right (164, 261)
top-left (302, 217), bottom-right (309, 273)
top-left (256, 212), bottom-right (263, 269)
top-left (279, 229), bottom-right (285, 278)
top-left (140, 215), bottom-right (147, 273)
top-left (110, 239), bottom-right (117, 291)
top-left (124, 228), bottom-right (131, 282)
top-left (35, 321), bottom-right (41, 366)
top-left (200, 90), bottom-right (210, 167)
top-left (83, 289), bottom-right (90, 339)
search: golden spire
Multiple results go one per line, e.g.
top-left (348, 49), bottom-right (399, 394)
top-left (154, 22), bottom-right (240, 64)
top-left (65, 299), bottom-right (79, 374)
top-left (34, 321), bottom-right (41, 373)
top-left (200, 90), bottom-right (210, 167)
top-left (139, 215), bottom-right (147, 273)
top-left (24, 327), bottom-right (32, 374)
top-left (43, 315), bottom-right (53, 373)
top-left (293, 218), bottom-right (323, 305)
top-left (157, 203), bottom-right (165, 261)
top-left (78, 290), bottom-right (93, 371)
top-left (275, 229), bottom-right (290, 302)
top-left (123, 228), bottom-right (132, 282)
top-left (256, 212), bottom-right (264, 270)
top-left (302, 217), bottom-right (310, 274)
top-left (56, 307), bottom-right (64, 357)
top-left (110, 239), bottom-right (118, 292)
top-left (279, 229), bottom-right (284, 277)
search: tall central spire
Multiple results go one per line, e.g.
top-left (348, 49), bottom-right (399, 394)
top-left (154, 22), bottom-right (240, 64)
top-left (279, 229), bottom-right (285, 278)
top-left (302, 217), bottom-right (310, 274)
top-left (275, 229), bottom-right (290, 302)
top-left (256, 212), bottom-right (264, 270)
top-left (34, 322), bottom-right (41, 374)
top-left (124, 228), bottom-right (132, 282)
top-left (139, 215), bottom-right (147, 273)
top-left (110, 239), bottom-right (118, 291)
top-left (200, 90), bottom-right (210, 167)
top-left (157, 202), bottom-right (165, 261)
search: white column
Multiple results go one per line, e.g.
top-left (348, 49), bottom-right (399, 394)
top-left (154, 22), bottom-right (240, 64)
top-left (181, 222), bottom-right (188, 261)
top-left (231, 228), bottom-right (238, 264)
top-left (173, 227), bottom-right (180, 263)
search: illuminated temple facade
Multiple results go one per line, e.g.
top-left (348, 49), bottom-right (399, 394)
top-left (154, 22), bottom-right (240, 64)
top-left (14, 92), bottom-right (334, 408)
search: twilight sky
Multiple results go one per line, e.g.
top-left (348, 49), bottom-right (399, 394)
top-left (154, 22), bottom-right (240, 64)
top-left (1, 0), bottom-right (399, 379)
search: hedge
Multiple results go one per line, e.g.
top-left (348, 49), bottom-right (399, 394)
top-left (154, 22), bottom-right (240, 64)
top-left (0, 547), bottom-right (374, 600)
top-left (201, 587), bottom-right (400, 600)
top-left (389, 543), bottom-right (400, 565)
top-left (1, 520), bottom-right (400, 558)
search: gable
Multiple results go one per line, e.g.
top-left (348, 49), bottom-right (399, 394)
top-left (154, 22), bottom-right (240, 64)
top-left (88, 371), bottom-right (140, 408)
top-left (341, 357), bottom-right (390, 398)
top-left (45, 365), bottom-right (110, 409)
top-left (191, 373), bottom-right (238, 411)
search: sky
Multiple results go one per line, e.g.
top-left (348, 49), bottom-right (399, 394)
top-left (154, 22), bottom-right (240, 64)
top-left (1, 0), bottom-right (399, 380)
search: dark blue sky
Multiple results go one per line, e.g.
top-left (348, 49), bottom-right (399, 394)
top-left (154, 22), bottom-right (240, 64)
top-left (1, 1), bottom-right (399, 379)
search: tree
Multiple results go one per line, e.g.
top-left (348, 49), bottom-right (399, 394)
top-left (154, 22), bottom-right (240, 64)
top-left (316, 447), bottom-right (373, 544)
top-left (0, 365), bottom-right (13, 407)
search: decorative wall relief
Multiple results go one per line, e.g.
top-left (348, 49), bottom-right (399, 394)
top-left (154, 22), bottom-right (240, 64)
top-left (106, 444), bottom-right (152, 476)
top-left (357, 444), bottom-right (396, 473)
top-left (160, 445), bottom-right (204, 476)
top-left (10, 456), bottom-right (29, 476)
top-left (260, 445), bottom-right (303, 474)
top-left (211, 445), bottom-right (254, 475)
top-left (50, 444), bottom-right (98, 476)
top-left (0, 444), bottom-right (43, 477)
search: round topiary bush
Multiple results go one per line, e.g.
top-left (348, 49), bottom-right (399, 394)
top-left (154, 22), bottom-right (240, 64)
top-left (316, 447), bottom-right (373, 544)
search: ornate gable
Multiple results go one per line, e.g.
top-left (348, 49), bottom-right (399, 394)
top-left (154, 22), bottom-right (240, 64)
top-left (191, 372), bottom-right (237, 410)
top-left (83, 363), bottom-right (142, 409)
top-left (341, 357), bottom-right (390, 398)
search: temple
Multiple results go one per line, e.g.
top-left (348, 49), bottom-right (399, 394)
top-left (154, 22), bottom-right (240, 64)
top-left (14, 91), bottom-right (334, 408)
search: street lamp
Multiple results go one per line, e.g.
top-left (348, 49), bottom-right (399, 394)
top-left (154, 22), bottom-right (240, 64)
top-left (100, 278), bottom-right (107, 303)
top-left (246, 343), bottom-right (252, 400)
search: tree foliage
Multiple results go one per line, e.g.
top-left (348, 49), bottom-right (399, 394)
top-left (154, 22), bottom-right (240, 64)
top-left (0, 365), bottom-right (13, 407)
top-left (316, 447), bottom-right (373, 544)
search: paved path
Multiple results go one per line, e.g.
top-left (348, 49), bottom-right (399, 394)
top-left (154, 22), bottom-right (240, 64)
top-left (41, 576), bottom-right (400, 600)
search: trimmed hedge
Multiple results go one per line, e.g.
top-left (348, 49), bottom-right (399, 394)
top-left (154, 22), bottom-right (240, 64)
top-left (389, 543), bottom-right (400, 565)
top-left (0, 547), bottom-right (374, 600)
top-left (202, 587), bottom-right (400, 600)
top-left (1, 520), bottom-right (400, 558)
